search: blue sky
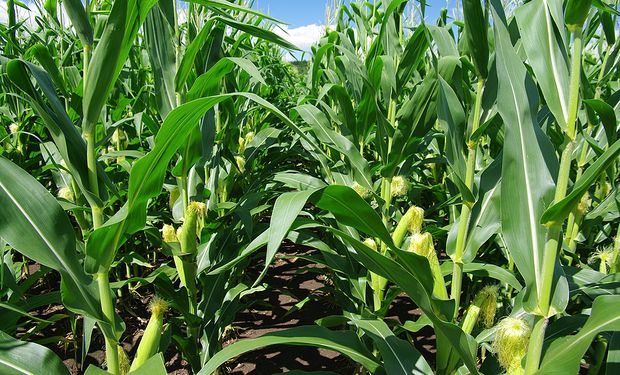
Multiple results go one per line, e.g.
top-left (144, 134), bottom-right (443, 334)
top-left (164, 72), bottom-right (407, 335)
top-left (251, 0), bottom-right (458, 60)
top-left (252, 0), bottom-right (458, 28)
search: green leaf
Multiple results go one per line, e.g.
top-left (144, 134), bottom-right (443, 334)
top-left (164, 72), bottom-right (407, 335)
top-left (350, 318), bottom-right (432, 375)
top-left (0, 157), bottom-right (107, 328)
top-left (583, 99), bottom-right (617, 144)
top-left (447, 159), bottom-right (502, 263)
top-left (128, 353), bottom-right (167, 375)
top-left (397, 24), bottom-right (429, 87)
top-left (187, 57), bottom-right (265, 100)
top-left (214, 16), bottom-right (298, 51)
top-left (6, 59), bottom-right (109, 205)
top-left (515, 0), bottom-right (570, 131)
top-left (541, 138), bottom-right (620, 225)
top-left (0, 330), bottom-right (69, 375)
top-left (256, 189), bottom-right (317, 284)
top-left (386, 73), bottom-right (438, 176)
top-left (185, 0), bottom-right (282, 23)
top-left (311, 185), bottom-right (392, 243)
top-left (437, 77), bottom-right (470, 203)
top-left (83, 0), bottom-right (158, 131)
top-left (86, 93), bottom-right (320, 274)
top-left (175, 20), bottom-right (221, 92)
top-left (295, 104), bottom-right (373, 191)
top-left (493, 6), bottom-right (566, 314)
top-left (536, 295), bottom-right (620, 374)
top-left (606, 333), bottom-right (620, 374)
top-left (62, 0), bottom-right (93, 46)
top-left (197, 326), bottom-right (381, 374)
top-left (84, 365), bottom-right (111, 375)
top-left (463, 0), bottom-right (489, 78)
top-left (274, 172), bottom-right (327, 191)
top-left (144, 0), bottom-right (177, 119)
top-left (25, 44), bottom-right (67, 95)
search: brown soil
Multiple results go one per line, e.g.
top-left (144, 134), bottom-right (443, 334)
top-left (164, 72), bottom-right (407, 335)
top-left (14, 246), bottom-right (435, 374)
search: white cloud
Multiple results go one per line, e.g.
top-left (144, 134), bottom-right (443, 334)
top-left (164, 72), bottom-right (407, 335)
top-left (274, 23), bottom-right (326, 61)
top-left (0, 0), bottom-right (8, 24)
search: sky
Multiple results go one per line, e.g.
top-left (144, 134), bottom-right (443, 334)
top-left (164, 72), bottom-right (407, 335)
top-left (252, 0), bottom-right (458, 60)
top-left (252, 0), bottom-right (456, 28)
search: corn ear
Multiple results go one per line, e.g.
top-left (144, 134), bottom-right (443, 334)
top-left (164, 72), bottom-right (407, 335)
top-left (409, 233), bottom-right (448, 299)
top-left (130, 297), bottom-right (168, 372)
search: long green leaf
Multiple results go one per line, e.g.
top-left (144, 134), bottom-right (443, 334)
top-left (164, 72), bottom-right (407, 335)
top-left (0, 157), bottom-right (109, 333)
top-left (296, 104), bottom-right (373, 191)
top-left (86, 93), bottom-right (322, 274)
top-left (144, 0), bottom-right (177, 119)
top-left (197, 326), bottom-right (381, 374)
top-left (83, 0), bottom-right (158, 131)
top-left (6, 59), bottom-right (109, 204)
top-left (493, 5), bottom-right (565, 313)
top-left (62, 0), bottom-right (93, 46)
top-left (463, 0), bottom-right (489, 78)
top-left (256, 189), bottom-right (317, 284)
top-left (515, 0), bottom-right (570, 130)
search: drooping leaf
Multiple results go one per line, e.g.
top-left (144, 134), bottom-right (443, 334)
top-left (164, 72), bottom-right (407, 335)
top-left (6, 59), bottom-right (109, 204)
top-left (583, 98), bottom-right (617, 144)
top-left (197, 326), bottom-right (381, 374)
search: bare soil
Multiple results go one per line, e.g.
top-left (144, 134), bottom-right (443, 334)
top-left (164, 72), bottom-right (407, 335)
top-left (15, 247), bottom-right (435, 374)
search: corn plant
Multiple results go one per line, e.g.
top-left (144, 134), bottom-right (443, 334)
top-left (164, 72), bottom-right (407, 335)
top-left (1, 0), bottom-right (620, 374)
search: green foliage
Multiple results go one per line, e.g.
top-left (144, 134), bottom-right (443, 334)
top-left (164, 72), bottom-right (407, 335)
top-left (0, 0), bottom-right (618, 374)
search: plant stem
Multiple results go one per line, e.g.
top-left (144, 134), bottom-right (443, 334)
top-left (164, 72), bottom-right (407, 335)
top-left (526, 27), bottom-right (583, 374)
top-left (84, 130), bottom-right (103, 228)
top-left (82, 21), bottom-right (117, 372)
top-left (83, 34), bottom-right (102, 229)
top-left (564, 43), bottom-right (610, 250)
top-left (566, 28), bottom-right (583, 142)
top-left (450, 78), bottom-right (485, 318)
top-left (97, 272), bottom-right (119, 375)
top-left (524, 316), bottom-right (548, 375)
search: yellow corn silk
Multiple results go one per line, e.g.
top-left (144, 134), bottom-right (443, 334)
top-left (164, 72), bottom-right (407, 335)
top-left (493, 317), bottom-right (532, 375)
top-left (473, 285), bottom-right (499, 328)
top-left (390, 175), bottom-right (409, 197)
